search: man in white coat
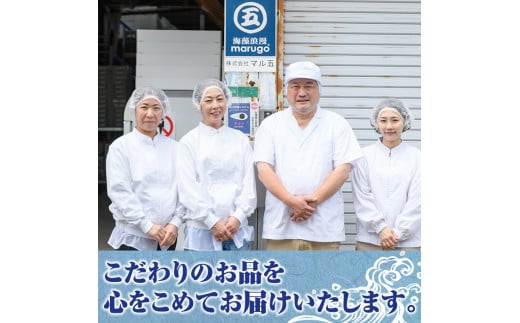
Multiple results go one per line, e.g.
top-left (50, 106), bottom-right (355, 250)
top-left (253, 61), bottom-right (362, 250)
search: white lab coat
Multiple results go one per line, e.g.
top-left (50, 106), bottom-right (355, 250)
top-left (177, 122), bottom-right (257, 250)
top-left (253, 106), bottom-right (362, 242)
top-left (106, 130), bottom-right (184, 250)
top-left (351, 139), bottom-right (421, 247)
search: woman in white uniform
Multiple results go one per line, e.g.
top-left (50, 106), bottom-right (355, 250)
top-left (106, 86), bottom-right (184, 251)
top-left (351, 98), bottom-right (421, 250)
top-left (177, 79), bottom-right (257, 251)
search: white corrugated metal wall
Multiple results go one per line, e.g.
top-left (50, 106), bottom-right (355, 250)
top-left (283, 0), bottom-right (421, 250)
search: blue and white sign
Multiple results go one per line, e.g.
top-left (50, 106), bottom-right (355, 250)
top-left (228, 102), bottom-right (251, 134)
top-left (225, 0), bottom-right (277, 72)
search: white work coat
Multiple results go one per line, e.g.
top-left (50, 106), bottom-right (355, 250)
top-left (253, 106), bottom-right (362, 242)
top-left (106, 130), bottom-right (184, 250)
top-left (351, 139), bottom-right (421, 247)
top-left (177, 122), bottom-right (257, 250)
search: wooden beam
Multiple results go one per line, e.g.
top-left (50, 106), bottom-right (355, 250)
top-left (195, 0), bottom-right (224, 30)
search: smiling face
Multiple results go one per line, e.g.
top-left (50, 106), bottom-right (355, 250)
top-left (200, 87), bottom-right (226, 129)
top-left (134, 97), bottom-right (163, 138)
top-left (377, 109), bottom-right (404, 148)
top-left (286, 78), bottom-right (320, 116)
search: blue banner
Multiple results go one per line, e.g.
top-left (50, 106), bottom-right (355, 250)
top-left (99, 251), bottom-right (421, 322)
top-left (225, 0), bottom-right (276, 56)
top-left (224, 0), bottom-right (277, 72)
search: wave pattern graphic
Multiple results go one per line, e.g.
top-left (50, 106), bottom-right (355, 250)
top-left (289, 251), bottom-right (421, 323)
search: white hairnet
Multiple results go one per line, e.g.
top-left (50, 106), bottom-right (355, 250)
top-left (285, 61), bottom-right (322, 93)
top-left (125, 86), bottom-right (171, 118)
top-left (192, 79), bottom-right (232, 111)
top-left (370, 98), bottom-right (414, 134)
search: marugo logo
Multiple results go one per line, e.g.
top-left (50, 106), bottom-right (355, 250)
top-left (233, 2), bottom-right (267, 34)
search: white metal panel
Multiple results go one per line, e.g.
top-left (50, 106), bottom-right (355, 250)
top-left (137, 41), bottom-right (220, 54)
top-left (136, 29), bottom-right (221, 42)
top-left (133, 76), bottom-right (215, 92)
top-left (285, 23), bottom-right (420, 34)
top-left (339, 108), bottom-right (420, 119)
top-left (323, 86), bottom-right (420, 98)
top-left (136, 30), bottom-right (221, 90)
top-left (288, 55), bottom-right (421, 66)
top-left (284, 0), bottom-right (421, 249)
top-left (286, 34), bottom-right (420, 45)
top-left (319, 98), bottom-right (421, 109)
top-left (284, 12), bottom-right (420, 24)
top-left (135, 65), bottom-right (220, 89)
top-left (285, 44), bottom-right (420, 56)
top-left (137, 53), bottom-right (221, 65)
top-left (322, 76), bottom-right (419, 87)
top-left (288, 1), bottom-right (420, 12)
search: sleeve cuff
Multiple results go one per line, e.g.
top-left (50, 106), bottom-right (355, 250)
top-left (231, 209), bottom-right (248, 225)
top-left (203, 213), bottom-right (219, 229)
top-left (170, 215), bottom-right (184, 228)
top-left (139, 220), bottom-right (154, 235)
top-left (394, 228), bottom-right (407, 241)
top-left (374, 221), bottom-right (387, 234)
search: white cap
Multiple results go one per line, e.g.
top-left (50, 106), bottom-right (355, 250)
top-left (191, 79), bottom-right (232, 111)
top-left (285, 61), bottom-right (322, 85)
top-left (370, 98), bottom-right (414, 134)
top-left (125, 86), bottom-right (171, 118)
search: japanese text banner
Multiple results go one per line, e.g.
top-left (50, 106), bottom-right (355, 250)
top-left (99, 251), bottom-right (421, 322)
